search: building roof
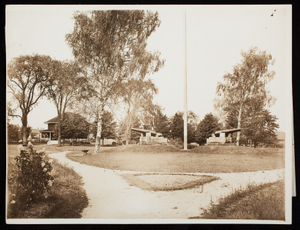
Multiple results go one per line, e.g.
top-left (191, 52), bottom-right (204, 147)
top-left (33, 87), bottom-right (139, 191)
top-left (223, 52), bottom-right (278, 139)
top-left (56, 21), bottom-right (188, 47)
top-left (44, 112), bottom-right (84, 124)
top-left (39, 129), bottom-right (55, 133)
top-left (131, 128), bottom-right (157, 135)
top-left (44, 116), bottom-right (59, 124)
top-left (215, 128), bottom-right (242, 134)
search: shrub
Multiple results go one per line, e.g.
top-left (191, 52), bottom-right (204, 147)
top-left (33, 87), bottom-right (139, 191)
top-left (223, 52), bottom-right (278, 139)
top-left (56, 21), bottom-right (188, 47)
top-left (14, 147), bottom-right (54, 205)
top-left (169, 138), bottom-right (183, 149)
top-left (188, 144), bottom-right (198, 149)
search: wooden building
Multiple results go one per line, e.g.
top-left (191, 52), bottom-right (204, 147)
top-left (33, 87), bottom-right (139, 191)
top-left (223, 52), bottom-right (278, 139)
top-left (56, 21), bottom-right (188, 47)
top-left (131, 128), bottom-right (168, 145)
top-left (206, 128), bottom-right (242, 145)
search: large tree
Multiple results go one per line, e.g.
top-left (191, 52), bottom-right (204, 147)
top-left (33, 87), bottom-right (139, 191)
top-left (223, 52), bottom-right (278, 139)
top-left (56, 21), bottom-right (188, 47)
top-left (244, 109), bottom-right (279, 147)
top-left (215, 47), bottom-right (276, 146)
top-left (239, 98), bottom-right (279, 147)
top-left (195, 113), bottom-right (222, 145)
top-left (152, 106), bottom-right (171, 138)
top-left (91, 110), bottom-right (117, 142)
top-left (58, 112), bottom-right (90, 141)
top-left (66, 10), bottom-right (164, 154)
top-left (170, 111), bottom-right (198, 142)
top-left (46, 60), bottom-right (88, 147)
top-left (7, 54), bottom-right (53, 145)
top-left (118, 78), bottom-right (158, 144)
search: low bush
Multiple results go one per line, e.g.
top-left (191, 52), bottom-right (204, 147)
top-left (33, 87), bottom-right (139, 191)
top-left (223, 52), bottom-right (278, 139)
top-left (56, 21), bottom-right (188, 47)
top-left (169, 138), bottom-right (183, 149)
top-left (187, 144), bottom-right (198, 149)
top-left (7, 147), bottom-right (88, 218)
top-left (14, 147), bottom-right (54, 204)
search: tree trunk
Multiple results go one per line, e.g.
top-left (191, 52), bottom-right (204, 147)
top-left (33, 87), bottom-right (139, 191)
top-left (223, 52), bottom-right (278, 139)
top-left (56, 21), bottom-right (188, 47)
top-left (236, 105), bottom-right (243, 146)
top-left (57, 114), bottom-right (62, 147)
top-left (21, 110), bottom-right (28, 146)
top-left (94, 119), bottom-right (102, 154)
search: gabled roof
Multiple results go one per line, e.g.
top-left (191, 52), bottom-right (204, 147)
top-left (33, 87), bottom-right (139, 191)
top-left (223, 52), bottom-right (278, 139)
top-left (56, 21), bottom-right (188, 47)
top-left (215, 128), bottom-right (242, 134)
top-left (44, 112), bottom-right (85, 124)
top-left (44, 116), bottom-right (59, 124)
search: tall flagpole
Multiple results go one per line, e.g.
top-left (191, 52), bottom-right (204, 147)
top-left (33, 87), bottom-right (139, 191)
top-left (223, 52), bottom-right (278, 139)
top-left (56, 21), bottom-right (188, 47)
top-left (184, 10), bottom-right (188, 150)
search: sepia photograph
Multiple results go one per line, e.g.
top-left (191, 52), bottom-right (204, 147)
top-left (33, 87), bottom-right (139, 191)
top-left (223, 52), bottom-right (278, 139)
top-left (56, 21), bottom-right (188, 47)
top-left (6, 5), bottom-right (293, 224)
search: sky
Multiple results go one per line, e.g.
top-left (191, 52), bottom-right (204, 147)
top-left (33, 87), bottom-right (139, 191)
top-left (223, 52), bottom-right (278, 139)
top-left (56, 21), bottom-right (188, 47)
top-left (6, 5), bottom-right (292, 132)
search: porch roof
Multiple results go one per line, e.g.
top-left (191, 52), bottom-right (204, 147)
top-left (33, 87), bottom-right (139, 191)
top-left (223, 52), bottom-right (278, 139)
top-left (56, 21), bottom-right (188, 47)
top-left (215, 128), bottom-right (242, 134)
top-left (131, 128), bottom-right (157, 135)
top-left (39, 130), bottom-right (55, 133)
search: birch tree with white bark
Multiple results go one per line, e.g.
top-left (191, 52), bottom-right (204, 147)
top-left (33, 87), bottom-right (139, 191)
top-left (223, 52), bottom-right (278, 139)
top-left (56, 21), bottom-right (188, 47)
top-left (214, 47), bottom-right (276, 146)
top-left (66, 10), bottom-right (164, 154)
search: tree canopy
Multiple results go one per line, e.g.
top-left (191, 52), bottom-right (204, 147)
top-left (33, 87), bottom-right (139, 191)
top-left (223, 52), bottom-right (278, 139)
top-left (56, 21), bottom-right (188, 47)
top-left (66, 10), bottom-right (164, 153)
top-left (7, 124), bottom-right (20, 142)
top-left (7, 54), bottom-right (53, 145)
top-left (58, 112), bottom-right (90, 140)
top-left (118, 78), bottom-right (158, 144)
top-left (153, 107), bottom-right (171, 138)
top-left (215, 47), bottom-right (276, 145)
top-left (195, 113), bottom-right (222, 145)
top-left (91, 110), bottom-right (117, 140)
top-left (170, 111), bottom-right (198, 143)
top-left (46, 60), bottom-right (89, 146)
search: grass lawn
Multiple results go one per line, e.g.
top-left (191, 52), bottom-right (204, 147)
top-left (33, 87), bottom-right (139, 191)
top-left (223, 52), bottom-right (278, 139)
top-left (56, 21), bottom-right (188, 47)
top-left (66, 145), bottom-right (285, 173)
top-left (196, 179), bottom-right (285, 220)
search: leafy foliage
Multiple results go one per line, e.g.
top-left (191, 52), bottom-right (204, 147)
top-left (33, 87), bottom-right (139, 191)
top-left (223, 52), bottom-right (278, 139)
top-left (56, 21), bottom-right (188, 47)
top-left (46, 60), bottom-right (89, 146)
top-left (215, 47), bottom-right (276, 145)
top-left (153, 107), bottom-right (171, 138)
top-left (15, 147), bottom-right (54, 205)
top-left (170, 111), bottom-right (199, 142)
top-left (242, 109), bottom-right (279, 147)
top-left (170, 112), bottom-right (184, 141)
top-left (8, 124), bottom-right (20, 142)
top-left (224, 98), bottom-right (279, 147)
top-left (118, 115), bottom-right (142, 144)
top-left (66, 10), bottom-right (164, 153)
top-left (7, 54), bottom-right (54, 145)
top-left (58, 112), bottom-right (90, 140)
top-left (195, 113), bottom-right (222, 145)
top-left (118, 78), bottom-right (158, 143)
top-left (91, 110), bottom-right (117, 140)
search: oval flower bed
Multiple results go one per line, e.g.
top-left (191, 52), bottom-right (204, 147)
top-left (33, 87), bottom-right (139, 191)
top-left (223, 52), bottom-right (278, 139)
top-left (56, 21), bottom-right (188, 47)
top-left (121, 173), bottom-right (219, 191)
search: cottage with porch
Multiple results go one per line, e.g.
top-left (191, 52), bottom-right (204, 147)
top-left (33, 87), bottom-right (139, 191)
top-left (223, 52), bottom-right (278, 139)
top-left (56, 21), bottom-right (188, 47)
top-left (131, 127), bottom-right (168, 145)
top-left (206, 128), bottom-right (242, 145)
top-left (39, 116), bottom-right (58, 143)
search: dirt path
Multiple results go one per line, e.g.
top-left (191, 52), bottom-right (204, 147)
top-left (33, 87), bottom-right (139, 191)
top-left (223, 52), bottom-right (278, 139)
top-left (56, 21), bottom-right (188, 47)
top-left (49, 151), bottom-right (284, 219)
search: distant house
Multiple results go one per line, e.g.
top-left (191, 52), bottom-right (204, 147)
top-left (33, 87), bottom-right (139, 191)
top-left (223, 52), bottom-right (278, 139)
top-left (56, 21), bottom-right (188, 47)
top-left (39, 116), bottom-right (58, 142)
top-left (206, 128), bottom-right (242, 145)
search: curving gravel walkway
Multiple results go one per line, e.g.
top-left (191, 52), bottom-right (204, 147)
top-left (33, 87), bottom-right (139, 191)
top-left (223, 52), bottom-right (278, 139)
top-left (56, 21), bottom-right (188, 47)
top-left (49, 151), bottom-right (284, 219)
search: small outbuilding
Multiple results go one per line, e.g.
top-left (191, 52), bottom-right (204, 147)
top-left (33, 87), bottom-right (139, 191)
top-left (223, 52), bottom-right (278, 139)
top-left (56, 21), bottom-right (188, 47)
top-left (131, 128), bottom-right (168, 145)
top-left (206, 128), bottom-right (242, 145)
